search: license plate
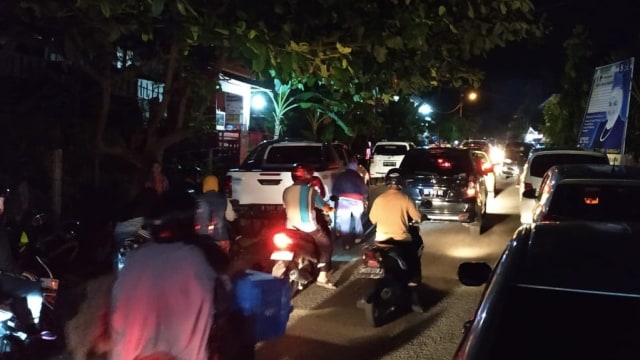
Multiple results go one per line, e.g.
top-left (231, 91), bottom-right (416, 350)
top-left (383, 161), bottom-right (396, 167)
top-left (421, 189), bottom-right (445, 197)
top-left (357, 266), bottom-right (385, 278)
top-left (270, 250), bottom-right (294, 261)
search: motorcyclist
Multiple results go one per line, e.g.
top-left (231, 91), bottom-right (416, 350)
top-left (0, 184), bottom-right (55, 340)
top-left (110, 188), bottom-right (233, 360)
top-left (368, 169), bottom-right (424, 310)
top-left (282, 163), bottom-right (336, 289)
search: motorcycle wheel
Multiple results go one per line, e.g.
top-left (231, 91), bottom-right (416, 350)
top-left (272, 261), bottom-right (302, 298)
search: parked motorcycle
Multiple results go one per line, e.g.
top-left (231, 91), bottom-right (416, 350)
top-left (356, 222), bottom-right (424, 327)
top-left (0, 257), bottom-right (60, 359)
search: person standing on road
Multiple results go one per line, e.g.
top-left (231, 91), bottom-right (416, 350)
top-left (331, 159), bottom-right (369, 243)
top-left (144, 161), bottom-right (170, 196)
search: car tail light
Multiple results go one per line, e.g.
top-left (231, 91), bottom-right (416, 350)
top-left (523, 182), bottom-right (533, 191)
top-left (224, 175), bottom-right (232, 198)
top-left (465, 176), bottom-right (477, 197)
top-left (273, 232), bottom-right (293, 249)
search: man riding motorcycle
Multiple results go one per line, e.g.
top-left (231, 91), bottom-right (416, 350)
top-left (0, 183), bottom-right (55, 340)
top-left (368, 169), bottom-right (424, 309)
top-left (282, 163), bottom-right (336, 289)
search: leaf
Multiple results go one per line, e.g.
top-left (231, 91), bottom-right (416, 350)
top-left (336, 42), bottom-right (352, 55)
top-left (384, 36), bottom-right (404, 49)
top-left (438, 6), bottom-right (446, 16)
top-left (373, 45), bottom-right (388, 63)
top-left (500, 3), bottom-right (507, 14)
top-left (342, 58), bottom-right (348, 69)
top-left (248, 30), bottom-right (257, 39)
top-left (151, 0), bottom-right (165, 16)
top-left (99, 1), bottom-right (110, 18)
top-left (141, 33), bottom-right (150, 42)
top-left (176, 0), bottom-right (186, 15)
top-left (467, 2), bottom-right (475, 18)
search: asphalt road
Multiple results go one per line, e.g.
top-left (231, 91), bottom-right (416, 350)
top-left (255, 175), bottom-right (523, 360)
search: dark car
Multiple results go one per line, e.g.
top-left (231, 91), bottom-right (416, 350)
top-left (455, 221), bottom-right (640, 359)
top-left (524, 164), bottom-right (640, 223)
top-left (395, 147), bottom-right (491, 236)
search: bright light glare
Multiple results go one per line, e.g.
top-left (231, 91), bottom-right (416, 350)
top-left (418, 103), bottom-right (433, 115)
top-left (467, 91), bottom-right (478, 101)
top-left (251, 93), bottom-right (267, 110)
top-left (273, 232), bottom-right (293, 249)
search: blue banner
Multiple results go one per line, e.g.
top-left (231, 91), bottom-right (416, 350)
top-left (577, 58), bottom-right (634, 155)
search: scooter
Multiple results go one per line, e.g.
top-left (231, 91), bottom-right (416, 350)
top-left (270, 227), bottom-right (321, 297)
top-left (356, 222), bottom-right (424, 327)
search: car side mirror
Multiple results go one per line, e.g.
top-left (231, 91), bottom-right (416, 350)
top-left (522, 188), bottom-right (536, 199)
top-left (458, 262), bottom-right (492, 286)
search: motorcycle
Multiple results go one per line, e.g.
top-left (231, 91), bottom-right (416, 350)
top-left (356, 222), bottom-right (424, 327)
top-left (270, 227), bottom-right (321, 297)
top-left (0, 257), bottom-right (60, 359)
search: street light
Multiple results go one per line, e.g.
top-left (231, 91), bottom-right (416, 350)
top-left (459, 90), bottom-right (478, 117)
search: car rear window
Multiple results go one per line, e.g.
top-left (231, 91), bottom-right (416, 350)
top-left (546, 183), bottom-right (640, 222)
top-left (373, 144), bottom-right (408, 156)
top-left (264, 145), bottom-right (323, 165)
top-left (400, 150), bottom-right (473, 175)
top-left (529, 154), bottom-right (608, 177)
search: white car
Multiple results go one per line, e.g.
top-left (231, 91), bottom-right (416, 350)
top-left (369, 141), bottom-right (415, 184)
top-left (472, 150), bottom-right (496, 197)
top-left (519, 148), bottom-right (610, 224)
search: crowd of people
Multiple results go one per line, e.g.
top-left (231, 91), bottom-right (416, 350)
top-left (0, 152), bottom-right (427, 359)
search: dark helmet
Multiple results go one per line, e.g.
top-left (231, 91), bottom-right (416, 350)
top-left (147, 188), bottom-right (197, 242)
top-left (291, 163), bottom-right (314, 183)
top-left (385, 168), bottom-right (405, 188)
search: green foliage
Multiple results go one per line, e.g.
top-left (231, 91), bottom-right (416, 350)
top-left (541, 26), bottom-right (593, 146)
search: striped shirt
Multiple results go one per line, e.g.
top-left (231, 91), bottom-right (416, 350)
top-left (283, 183), bottom-right (326, 232)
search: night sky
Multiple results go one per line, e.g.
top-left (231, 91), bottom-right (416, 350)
top-left (476, 0), bottom-right (640, 138)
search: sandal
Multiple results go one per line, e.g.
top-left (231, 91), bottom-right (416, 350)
top-left (316, 280), bottom-right (337, 289)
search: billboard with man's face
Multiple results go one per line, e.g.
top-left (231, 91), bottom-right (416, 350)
top-left (577, 58), bottom-right (634, 156)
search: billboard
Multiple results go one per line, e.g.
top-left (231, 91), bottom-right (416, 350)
top-left (577, 58), bottom-right (634, 156)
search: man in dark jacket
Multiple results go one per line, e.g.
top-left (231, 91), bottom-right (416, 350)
top-left (195, 175), bottom-right (237, 254)
top-left (331, 159), bottom-right (369, 242)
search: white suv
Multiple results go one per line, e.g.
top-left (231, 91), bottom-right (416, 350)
top-left (519, 148), bottom-right (609, 223)
top-left (369, 141), bottom-right (415, 184)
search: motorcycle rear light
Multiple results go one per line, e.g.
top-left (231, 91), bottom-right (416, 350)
top-left (273, 232), bottom-right (293, 249)
top-left (524, 182), bottom-right (533, 191)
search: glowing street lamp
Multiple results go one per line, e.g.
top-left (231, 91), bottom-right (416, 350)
top-left (459, 90), bottom-right (478, 117)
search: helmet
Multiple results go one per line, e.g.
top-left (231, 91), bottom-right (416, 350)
top-left (147, 189), bottom-right (197, 242)
top-left (385, 168), bottom-right (405, 188)
top-left (291, 163), bottom-right (314, 183)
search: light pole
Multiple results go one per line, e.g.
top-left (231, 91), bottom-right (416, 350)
top-left (459, 90), bottom-right (478, 118)
top-left (459, 90), bottom-right (478, 140)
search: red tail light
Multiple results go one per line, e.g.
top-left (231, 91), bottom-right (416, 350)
top-left (523, 182), bottom-right (533, 191)
top-left (362, 250), bottom-right (381, 268)
top-left (224, 175), bottom-right (232, 198)
top-left (273, 232), bottom-right (293, 249)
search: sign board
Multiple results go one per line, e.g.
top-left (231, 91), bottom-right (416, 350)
top-left (577, 58), bottom-right (634, 157)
